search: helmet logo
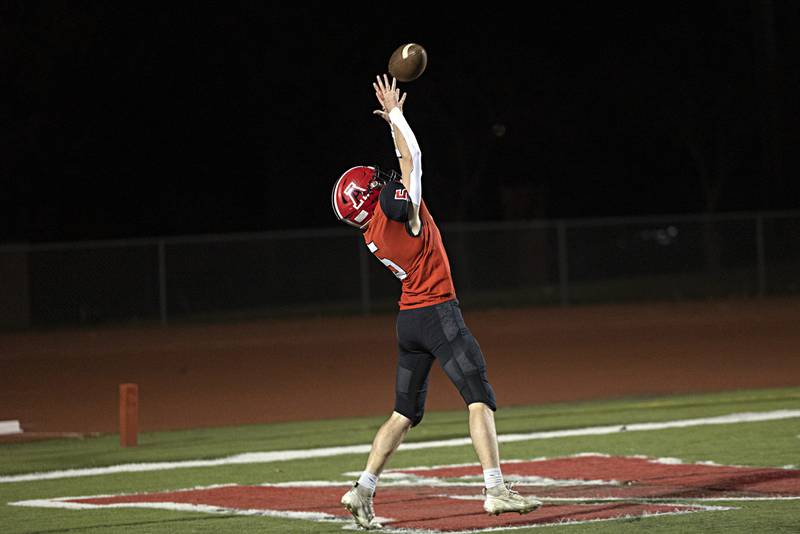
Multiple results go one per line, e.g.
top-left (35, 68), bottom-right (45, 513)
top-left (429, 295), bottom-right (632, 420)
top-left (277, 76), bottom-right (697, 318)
top-left (343, 181), bottom-right (368, 210)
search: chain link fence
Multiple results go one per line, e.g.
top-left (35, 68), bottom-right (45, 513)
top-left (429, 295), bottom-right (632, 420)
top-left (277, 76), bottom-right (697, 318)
top-left (1, 211), bottom-right (798, 329)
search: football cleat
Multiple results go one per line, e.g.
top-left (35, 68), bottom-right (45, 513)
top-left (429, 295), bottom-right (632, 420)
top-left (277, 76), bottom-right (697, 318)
top-left (340, 483), bottom-right (381, 529)
top-left (483, 483), bottom-right (542, 515)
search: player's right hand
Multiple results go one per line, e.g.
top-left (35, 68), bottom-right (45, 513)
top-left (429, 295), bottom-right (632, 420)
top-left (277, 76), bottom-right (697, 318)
top-left (373, 74), bottom-right (406, 123)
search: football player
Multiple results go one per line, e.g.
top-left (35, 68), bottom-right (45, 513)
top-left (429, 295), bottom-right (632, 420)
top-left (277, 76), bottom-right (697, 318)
top-left (333, 75), bottom-right (541, 529)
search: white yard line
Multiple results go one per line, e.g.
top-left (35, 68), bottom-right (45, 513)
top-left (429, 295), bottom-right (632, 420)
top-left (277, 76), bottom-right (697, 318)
top-left (2, 409), bottom-right (799, 484)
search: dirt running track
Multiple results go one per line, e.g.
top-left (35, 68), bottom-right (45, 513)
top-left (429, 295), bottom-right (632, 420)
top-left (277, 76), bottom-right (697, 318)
top-left (1, 297), bottom-right (799, 434)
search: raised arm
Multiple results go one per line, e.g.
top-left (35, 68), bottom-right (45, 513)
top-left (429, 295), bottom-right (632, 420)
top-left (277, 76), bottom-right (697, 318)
top-left (373, 75), bottom-right (422, 236)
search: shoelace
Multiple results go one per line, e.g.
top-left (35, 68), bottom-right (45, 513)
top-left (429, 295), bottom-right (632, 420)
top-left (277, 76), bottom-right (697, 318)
top-left (482, 482), bottom-right (521, 497)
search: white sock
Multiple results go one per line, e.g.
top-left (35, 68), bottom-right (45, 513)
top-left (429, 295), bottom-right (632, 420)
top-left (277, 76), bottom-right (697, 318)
top-left (357, 471), bottom-right (379, 494)
top-left (483, 467), bottom-right (504, 489)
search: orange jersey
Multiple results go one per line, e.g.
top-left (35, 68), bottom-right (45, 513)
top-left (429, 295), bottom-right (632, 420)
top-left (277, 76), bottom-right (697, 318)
top-left (363, 200), bottom-right (456, 310)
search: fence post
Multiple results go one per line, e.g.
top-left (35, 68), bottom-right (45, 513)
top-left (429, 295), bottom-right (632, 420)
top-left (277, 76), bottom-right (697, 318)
top-left (756, 214), bottom-right (766, 297)
top-left (557, 220), bottom-right (570, 306)
top-left (358, 238), bottom-right (371, 315)
top-left (157, 240), bottom-right (168, 325)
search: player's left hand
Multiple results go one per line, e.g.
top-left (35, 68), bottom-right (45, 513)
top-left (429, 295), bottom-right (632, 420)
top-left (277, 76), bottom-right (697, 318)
top-left (373, 74), bottom-right (406, 124)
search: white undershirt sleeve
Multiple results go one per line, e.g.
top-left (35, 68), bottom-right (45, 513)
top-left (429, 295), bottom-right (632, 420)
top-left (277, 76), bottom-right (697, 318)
top-left (389, 128), bottom-right (402, 159)
top-left (389, 107), bottom-right (422, 206)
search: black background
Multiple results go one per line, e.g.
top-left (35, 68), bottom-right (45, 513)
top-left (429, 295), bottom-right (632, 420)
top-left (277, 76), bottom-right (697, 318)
top-left (2, 2), bottom-right (798, 244)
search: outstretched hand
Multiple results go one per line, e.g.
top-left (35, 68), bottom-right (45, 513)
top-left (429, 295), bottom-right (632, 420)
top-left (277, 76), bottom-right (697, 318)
top-left (373, 74), bottom-right (406, 124)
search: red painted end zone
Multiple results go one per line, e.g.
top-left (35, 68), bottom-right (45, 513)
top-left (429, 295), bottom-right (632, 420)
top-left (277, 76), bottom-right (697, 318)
top-left (395, 455), bottom-right (800, 498)
top-left (70, 486), bottom-right (704, 531)
top-left (57, 455), bottom-right (800, 532)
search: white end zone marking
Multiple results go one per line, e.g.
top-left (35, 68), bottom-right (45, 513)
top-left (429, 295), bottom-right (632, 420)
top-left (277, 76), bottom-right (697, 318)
top-left (353, 450), bottom-right (799, 478)
top-left (9, 495), bottom-right (736, 534)
top-left (259, 476), bottom-right (619, 489)
top-left (441, 493), bottom-right (796, 503)
top-left (652, 457), bottom-right (685, 465)
top-left (15, 453), bottom-right (800, 534)
top-left (9, 498), bottom-right (347, 522)
top-left (3, 409), bottom-right (800, 484)
top-left (251, 478), bottom-right (800, 501)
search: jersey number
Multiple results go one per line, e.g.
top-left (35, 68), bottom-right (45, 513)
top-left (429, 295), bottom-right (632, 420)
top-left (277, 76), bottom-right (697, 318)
top-left (367, 242), bottom-right (408, 280)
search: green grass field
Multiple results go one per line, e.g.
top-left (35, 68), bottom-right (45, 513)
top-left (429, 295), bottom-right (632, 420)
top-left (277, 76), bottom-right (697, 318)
top-left (2, 386), bottom-right (799, 533)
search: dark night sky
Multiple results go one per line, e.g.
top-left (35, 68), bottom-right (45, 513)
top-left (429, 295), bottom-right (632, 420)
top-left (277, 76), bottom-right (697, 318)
top-left (2, 2), bottom-right (798, 244)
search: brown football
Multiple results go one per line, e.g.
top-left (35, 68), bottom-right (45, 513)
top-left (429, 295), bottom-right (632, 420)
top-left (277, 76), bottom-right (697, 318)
top-left (388, 43), bottom-right (427, 82)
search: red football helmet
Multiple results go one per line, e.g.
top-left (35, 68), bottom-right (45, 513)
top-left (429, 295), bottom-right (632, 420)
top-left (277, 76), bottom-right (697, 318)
top-left (331, 166), bottom-right (400, 228)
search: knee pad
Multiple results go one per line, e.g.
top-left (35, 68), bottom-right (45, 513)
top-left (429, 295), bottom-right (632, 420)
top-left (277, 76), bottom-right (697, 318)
top-left (394, 394), bottom-right (426, 427)
top-left (461, 373), bottom-right (497, 411)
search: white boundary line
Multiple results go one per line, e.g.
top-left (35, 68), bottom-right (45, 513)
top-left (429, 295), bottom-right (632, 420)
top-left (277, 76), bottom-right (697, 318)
top-left (3, 409), bottom-right (799, 484)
